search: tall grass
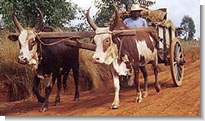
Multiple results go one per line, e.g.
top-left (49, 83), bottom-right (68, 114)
top-left (180, 40), bottom-right (200, 51)
top-left (0, 30), bottom-right (34, 102)
top-left (180, 40), bottom-right (200, 63)
top-left (79, 49), bottom-right (111, 91)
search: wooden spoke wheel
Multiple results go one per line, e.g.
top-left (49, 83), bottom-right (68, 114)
top-left (170, 38), bottom-right (185, 87)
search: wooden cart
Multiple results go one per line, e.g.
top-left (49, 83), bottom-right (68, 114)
top-left (152, 22), bottom-right (185, 86)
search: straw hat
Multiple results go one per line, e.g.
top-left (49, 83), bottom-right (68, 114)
top-left (130, 4), bottom-right (142, 11)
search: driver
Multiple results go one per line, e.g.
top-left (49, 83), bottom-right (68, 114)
top-left (124, 4), bottom-right (148, 28)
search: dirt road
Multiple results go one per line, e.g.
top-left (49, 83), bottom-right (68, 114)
top-left (0, 58), bottom-right (200, 116)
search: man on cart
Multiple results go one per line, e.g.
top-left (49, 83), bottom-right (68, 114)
top-left (124, 4), bottom-right (148, 28)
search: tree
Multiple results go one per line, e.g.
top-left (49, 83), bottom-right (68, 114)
top-left (0, 0), bottom-right (77, 31)
top-left (93, 0), bottom-right (156, 27)
top-left (180, 15), bottom-right (196, 40)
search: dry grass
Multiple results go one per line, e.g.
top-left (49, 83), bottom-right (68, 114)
top-left (180, 40), bottom-right (200, 64)
top-left (79, 49), bottom-right (111, 91)
top-left (180, 40), bottom-right (200, 51)
top-left (0, 30), bottom-right (34, 102)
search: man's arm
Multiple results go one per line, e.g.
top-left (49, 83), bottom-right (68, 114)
top-left (143, 19), bottom-right (148, 27)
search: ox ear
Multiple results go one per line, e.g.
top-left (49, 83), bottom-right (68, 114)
top-left (8, 33), bottom-right (19, 42)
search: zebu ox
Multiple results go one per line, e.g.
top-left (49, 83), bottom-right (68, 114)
top-left (8, 9), bottom-right (79, 112)
top-left (86, 6), bottom-right (161, 109)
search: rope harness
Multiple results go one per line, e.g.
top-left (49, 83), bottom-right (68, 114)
top-left (117, 37), bottom-right (123, 58)
top-left (34, 31), bottom-right (69, 65)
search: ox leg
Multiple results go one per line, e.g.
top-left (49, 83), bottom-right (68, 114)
top-left (32, 74), bottom-right (45, 103)
top-left (63, 68), bottom-right (72, 94)
top-left (111, 65), bottom-right (120, 109)
top-left (55, 75), bottom-right (61, 106)
top-left (152, 61), bottom-right (161, 93)
top-left (140, 66), bottom-right (148, 98)
top-left (134, 68), bottom-right (142, 103)
top-left (72, 63), bottom-right (79, 101)
top-left (40, 74), bottom-right (57, 112)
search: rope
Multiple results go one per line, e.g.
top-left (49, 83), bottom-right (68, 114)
top-left (35, 32), bottom-right (67, 46)
top-left (117, 37), bottom-right (123, 58)
top-left (34, 31), bottom-right (70, 65)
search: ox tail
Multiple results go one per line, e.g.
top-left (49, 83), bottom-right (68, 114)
top-left (62, 73), bottom-right (73, 95)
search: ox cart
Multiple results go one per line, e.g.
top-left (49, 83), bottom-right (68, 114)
top-left (34, 22), bottom-right (185, 87)
top-left (9, 8), bottom-right (185, 87)
top-left (151, 22), bottom-right (185, 86)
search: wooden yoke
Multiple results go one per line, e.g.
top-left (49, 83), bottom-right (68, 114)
top-left (38, 30), bottom-right (136, 39)
top-left (39, 31), bottom-right (95, 39)
top-left (8, 30), bottom-right (136, 51)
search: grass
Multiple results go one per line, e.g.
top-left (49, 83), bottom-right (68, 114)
top-left (79, 49), bottom-right (111, 91)
top-left (180, 39), bottom-right (200, 51)
top-left (180, 39), bottom-right (200, 64)
top-left (0, 30), bottom-right (34, 101)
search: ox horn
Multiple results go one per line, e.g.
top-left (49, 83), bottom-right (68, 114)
top-left (109, 4), bottom-right (121, 31)
top-left (13, 8), bottom-right (24, 32)
top-left (34, 8), bottom-right (43, 31)
top-left (86, 7), bottom-right (98, 31)
top-left (112, 4), bottom-right (120, 21)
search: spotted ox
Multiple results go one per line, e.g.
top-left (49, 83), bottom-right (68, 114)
top-left (86, 6), bottom-right (161, 109)
top-left (8, 8), bottom-right (79, 112)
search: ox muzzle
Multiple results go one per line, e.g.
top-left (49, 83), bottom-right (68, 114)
top-left (17, 55), bottom-right (29, 64)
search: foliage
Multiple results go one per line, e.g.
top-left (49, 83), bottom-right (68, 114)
top-left (93, 0), bottom-right (156, 27)
top-left (180, 15), bottom-right (196, 40)
top-left (69, 7), bottom-right (95, 31)
top-left (0, 0), bottom-right (77, 31)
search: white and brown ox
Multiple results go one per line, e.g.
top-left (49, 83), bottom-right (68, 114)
top-left (8, 8), bottom-right (79, 112)
top-left (86, 6), bottom-right (161, 109)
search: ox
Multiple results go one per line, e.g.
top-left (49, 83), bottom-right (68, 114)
top-left (8, 8), bottom-right (79, 112)
top-left (86, 6), bottom-right (161, 109)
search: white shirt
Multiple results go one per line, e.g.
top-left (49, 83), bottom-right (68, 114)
top-left (124, 17), bottom-right (148, 28)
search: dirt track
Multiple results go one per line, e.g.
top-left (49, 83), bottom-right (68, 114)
top-left (0, 58), bottom-right (200, 116)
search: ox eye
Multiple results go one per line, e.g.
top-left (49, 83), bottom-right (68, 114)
top-left (103, 38), bottom-right (111, 52)
top-left (30, 39), bottom-right (36, 46)
top-left (104, 38), bottom-right (110, 44)
top-left (28, 39), bottom-right (36, 51)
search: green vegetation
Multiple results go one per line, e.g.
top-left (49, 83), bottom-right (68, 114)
top-left (0, 0), bottom-right (77, 31)
top-left (180, 15), bottom-right (196, 40)
top-left (93, 0), bottom-right (156, 27)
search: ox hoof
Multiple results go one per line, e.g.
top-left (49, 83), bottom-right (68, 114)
top-left (135, 92), bottom-right (142, 103)
top-left (54, 100), bottom-right (60, 106)
top-left (142, 91), bottom-right (148, 98)
top-left (39, 107), bottom-right (48, 112)
top-left (111, 104), bottom-right (119, 109)
top-left (135, 97), bottom-right (142, 103)
top-left (155, 84), bottom-right (161, 93)
top-left (73, 98), bottom-right (79, 101)
top-left (39, 102), bottom-right (48, 112)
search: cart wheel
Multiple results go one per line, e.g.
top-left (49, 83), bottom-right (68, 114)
top-left (170, 38), bottom-right (185, 86)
